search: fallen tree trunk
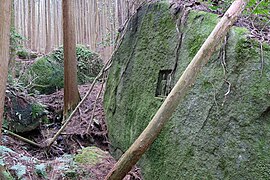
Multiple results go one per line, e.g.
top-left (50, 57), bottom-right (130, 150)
top-left (105, 0), bottom-right (249, 179)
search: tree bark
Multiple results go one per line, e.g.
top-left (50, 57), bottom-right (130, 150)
top-left (45, 0), bottom-right (51, 53)
top-left (105, 0), bottom-right (249, 179)
top-left (0, 1), bottom-right (12, 179)
top-left (9, 0), bottom-right (16, 79)
top-left (0, 0), bottom-right (12, 145)
top-left (62, 0), bottom-right (80, 118)
top-left (31, 0), bottom-right (36, 51)
top-left (27, 0), bottom-right (31, 50)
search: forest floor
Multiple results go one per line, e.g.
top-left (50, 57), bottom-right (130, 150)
top-left (2, 83), bottom-right (141, 180)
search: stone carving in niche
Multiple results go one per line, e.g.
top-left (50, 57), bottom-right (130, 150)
top-left (155, 69), bottom-right (173, 97)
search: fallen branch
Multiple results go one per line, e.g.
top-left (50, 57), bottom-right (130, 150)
top-left (105, 0), bottom-right (249, 179)
top-left (2, 128), bottom-right (41, 147)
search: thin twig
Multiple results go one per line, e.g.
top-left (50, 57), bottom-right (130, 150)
top-left (222, 80), bottom-right (231, 106)
top-left (220, 36), bottom-right (231, 107)
top-left (221, 36), bottom-right (231, 106)
top-left (86, 73), bottom-right (106, 133)
top-left (261, 19), bottom-right (270, 32)
top-left (74, 138), bottom-right (84, 149)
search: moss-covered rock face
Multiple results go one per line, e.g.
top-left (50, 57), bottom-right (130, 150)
top-left (104, 2), bottom-right (270, 179)
top-left (22, 45), bottom-right (103, 94)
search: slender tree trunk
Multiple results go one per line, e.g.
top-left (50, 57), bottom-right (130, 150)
top-left (45, 0), bottom-right (51, 53)
top-left (23, 0), bottom-right (27, 48)
top-left (41, 0), bottom-right (45, 52)
top-left (31, 0), bottom-right (36, 51)
top-left (94, 0), bottom-right (99, 49)
top-left (105, 0), bottom-right (249, 179)
top-left (37, 0), bottom-right (40, 52)
top-left (62, 0), bottom-right (80, 118)
top-left (27, 0), bottom-right (31, 50)
top-left (9, 0), bottom-right (16, 79)
top-left (118, 0), bottom-right (123, 26)
top-left (0, 0), bottom-right (12, 178)
top-left (55, 0), bottom-right (60, 48)
top-left (58, 1), bottom-right (62, 47)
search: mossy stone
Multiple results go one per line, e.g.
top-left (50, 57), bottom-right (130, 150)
top-left (21, 45), bottom-right (103, 94)
top-left (16, 49), bottom-right (29, 59)
top-left (23, 56), bottom-right (64, 94)
top-left (74, 147), bottom-right (108, 166)
top-left (4, 92), bottom-right (46, 133)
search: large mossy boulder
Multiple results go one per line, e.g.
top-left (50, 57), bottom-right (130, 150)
top-left (104, 2), bottom-right (270, 179)
top-left (22, 45), bottom-right (103, 94)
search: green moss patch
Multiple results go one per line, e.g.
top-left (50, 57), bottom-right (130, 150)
top-left (74, 147), bottom-right (108, 166)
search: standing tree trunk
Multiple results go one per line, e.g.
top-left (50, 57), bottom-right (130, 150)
top-left (31, 0), bottom-right (36, 51)
top-left (45, 0), bottom-right (51, 53)
top-left (9, 0), bottom-right (16, 79)
top-left (0, 0), bottom-right (12, 179)
top-left (37, 0), bottom-right (40, 52)
top-left (0, 0), bottom-right (12, 146)
top-left (105, 0), bottom-right (249, 179)
top-left (27, 0), bottom-right (31, 50)
top-left (62, 0), bottom-right (80, 118)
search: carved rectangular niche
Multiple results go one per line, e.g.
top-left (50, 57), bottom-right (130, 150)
top-left (155, 69), bottom-right (173, 97)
